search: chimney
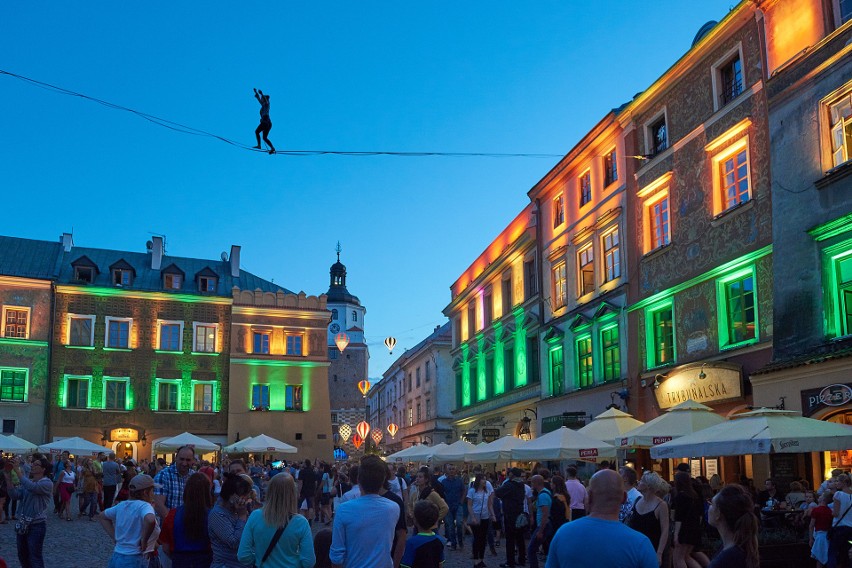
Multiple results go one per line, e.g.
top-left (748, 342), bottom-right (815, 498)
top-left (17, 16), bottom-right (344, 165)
top-left (230, 245), bottom-right (241, 278)
top-left (151, 236), bottom-right (164, 270)
top-left (59, 233), bottom-right (74, 252)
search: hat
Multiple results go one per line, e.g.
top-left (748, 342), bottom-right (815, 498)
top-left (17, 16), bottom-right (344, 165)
top-left (128, 474), bottom-right (161, 491)
top-left (675, 463), bottom-right (691, 473)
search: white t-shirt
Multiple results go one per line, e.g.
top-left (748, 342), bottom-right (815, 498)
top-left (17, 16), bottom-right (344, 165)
top-left (467, 487), bottom-right (491, 520)
top-left (342, 485), bottom-right (362, 502)
top-left (835, 491), bottom-right (852, 528)
top-left (523, 484), bottom-right (533, 514)
top-left (60, 470), bottom-right (76, 484)
top-left (105, 500), bottom-right (159, 555)
top-left (388, 476), bottom-right (407, 501)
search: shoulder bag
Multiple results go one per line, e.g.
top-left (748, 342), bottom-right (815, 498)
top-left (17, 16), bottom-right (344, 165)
top-left (828, 493), bottom-right (852, 540)
top-left (257, 517), bottom-right (290, 567)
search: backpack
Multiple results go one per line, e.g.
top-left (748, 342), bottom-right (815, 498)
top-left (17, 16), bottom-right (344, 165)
top-left (542, 489), bottom-right (567, 531)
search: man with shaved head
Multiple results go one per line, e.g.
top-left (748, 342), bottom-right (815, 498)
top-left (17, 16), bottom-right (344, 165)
top-left (545, 469), bottom-right (657, 568)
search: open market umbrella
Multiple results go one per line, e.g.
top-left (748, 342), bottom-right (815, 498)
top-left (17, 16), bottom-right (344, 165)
top-left (617, 399), bottom-right (725, 449)
top-left (387, 444), bottom-right (424, 462)
top-left (0, 434), bottom-right (37, 454)
top-left (430, 440), bottom-right (477, 464)
top-left (466, 435), bottom-right (526, 462)
top-left (154, 432), bottom-right (220, 453)
top-left (39, 436), bottom-right (106, 456)
top-left (223, 436), bottom-right (254, 454)
top-left (652, 408), bottom-right (852, 459)
top-left (578, 408), bottom-right (644, 442)
top-left (512, 427), bottom-right (615, 462)
top-left (403, 442), bottom-right (447, 462)
top-left (231, 434), bottom-right (297, 454)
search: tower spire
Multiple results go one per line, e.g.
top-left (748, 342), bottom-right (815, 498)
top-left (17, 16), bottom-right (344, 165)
top-left (336, 241), bottom-right (341, 262)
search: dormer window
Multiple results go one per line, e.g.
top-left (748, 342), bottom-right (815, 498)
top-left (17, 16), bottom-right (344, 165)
top-left (75, 267), bottom-right (94, 283)
top-left (199, 276), bottom-right (216, 292)
top-left (164, 274), bottom-right (182, 289)
top-left (113, 270), bottom-right (132, 286)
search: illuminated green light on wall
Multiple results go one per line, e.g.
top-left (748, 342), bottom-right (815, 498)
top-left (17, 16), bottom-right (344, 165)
top-left (460, 344), bottom-right (471, 406)
top-left (301, 368), bottom-right (311, 411)
top-left (823, 242), bottom-right (852, 338)
top-left (231, 358), bottom-right (328, 368)
top-left (494, 346), bottom-right (505, 395)
top-left (104, 347), bottom-right (132, 353)
top-left (0, 338), bottom-right (48, 348)
top-left (57, 285), bottom-right (231, 304)
top-left (65, 345), bottom-right (96, 350)
top-left (476, 337), bottom-right (486, 402)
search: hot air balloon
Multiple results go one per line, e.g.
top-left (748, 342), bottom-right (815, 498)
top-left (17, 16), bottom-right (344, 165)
top-left (357, 379), bottom-right (371, 397)
top-left (334, 332), bottom-right (350, 352)
top-left (352, 434), bottom-right (364, 450)
top-left (356, 421), bottom-right (371, 440)
top-left (387, 423), bottom-right (399, 437)
top-left (371, 429), bottom-right (383, 445)
top-left (338, 423), bottom-right (352, 442)
top-left (384, 336), bottom-right (397, 354)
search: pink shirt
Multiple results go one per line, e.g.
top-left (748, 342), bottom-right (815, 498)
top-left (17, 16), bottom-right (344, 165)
top-left (564, 478), bottom-right (587, 510)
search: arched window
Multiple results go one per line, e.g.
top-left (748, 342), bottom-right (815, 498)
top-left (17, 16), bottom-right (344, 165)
top-left (331, 309), bottom-right (338, 320)
top-left (352, 310), bottom-right (358, 322)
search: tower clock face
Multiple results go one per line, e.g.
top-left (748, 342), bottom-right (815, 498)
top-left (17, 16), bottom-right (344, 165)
top-left (330, 323), bottom-right (340, 333)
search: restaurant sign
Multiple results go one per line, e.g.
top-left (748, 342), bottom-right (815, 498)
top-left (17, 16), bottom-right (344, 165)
top-left (654, 362), bottom-right (742, 410)
top-left (109, 428), bottom-right (139, 442)
top-left (801, 383), bottom-right (852, 417)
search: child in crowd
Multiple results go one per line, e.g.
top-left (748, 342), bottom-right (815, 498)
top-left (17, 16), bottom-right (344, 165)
top-left (313, 527), bottom-right (332, 568)
top-left (401, 500), bottom-right (446, 568)
top-left (810, 492), bottom-right (834, 568)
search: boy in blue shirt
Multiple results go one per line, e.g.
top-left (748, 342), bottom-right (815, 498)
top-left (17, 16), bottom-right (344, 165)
top-left (401, 500), bottom-right (446, 568)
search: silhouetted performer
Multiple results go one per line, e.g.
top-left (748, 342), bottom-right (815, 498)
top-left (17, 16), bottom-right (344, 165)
top-left (253, 88), bottom-right (276, 154)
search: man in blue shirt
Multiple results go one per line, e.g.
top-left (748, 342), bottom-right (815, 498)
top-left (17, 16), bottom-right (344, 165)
top-left (330, 455), bottom-right (399, 568)
top-left (546, 469), bottom-right (658, 568)
top-left (439, 464), bottom-right (466, 550)
top-left (528, 475), bottom-right (551, 568)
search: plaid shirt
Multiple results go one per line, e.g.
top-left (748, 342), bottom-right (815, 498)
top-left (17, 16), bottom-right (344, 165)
top-left (154, 464), bottom-right (190, 510)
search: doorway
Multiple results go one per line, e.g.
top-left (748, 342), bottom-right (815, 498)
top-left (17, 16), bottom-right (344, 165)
top-left (111, 441), bottom-right (137, 461)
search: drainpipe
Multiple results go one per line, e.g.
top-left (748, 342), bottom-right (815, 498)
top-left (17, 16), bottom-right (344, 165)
top-left (44, 282), bottom-right (56, 443)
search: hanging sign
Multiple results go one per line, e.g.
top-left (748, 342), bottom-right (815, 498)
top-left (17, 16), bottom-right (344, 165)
top-left (110, 428), bottom-right (139, 442)
top-left (801, 383), bottom-right (852, 417)
top-left (654, 363), bottom-right (742, 410)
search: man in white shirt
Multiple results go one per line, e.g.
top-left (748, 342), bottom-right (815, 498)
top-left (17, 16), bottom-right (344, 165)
top-left (619, 466), bottom-right (641, 523)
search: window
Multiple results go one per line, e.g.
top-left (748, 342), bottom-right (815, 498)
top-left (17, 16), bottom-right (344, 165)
top-left (578, 245), bottom-right (595, 296)
top-left (549, 346), bottom-right (564, 396)
top-left (193, 383), bottom-right (214, 412)
top-left (66, 376), bottom-right (90, 408)
top-left (2, 420), bottom-right (14, 435)
top-left (352, 311), bottom-right (357, 322)
top-left (720, 148), bottom-right (750, 210)
top-left (601, 325), bottom-right (620, 381)
top-left (579, 171), bottom-right (592, 206)
top-left (425, 361), bottom-right (432, 381)
top-left (426, 398), bottom-right (431, 419)
top-left (408, 374), bottom-right (412, 392)
top-left (74, 266), bottom-right (94, 283)
top-left (159, 322), bottom-right (182, 351)
top-left (718, 269), bottom-right (757, 347)
top-left (416, 403), bottom-right (421, 422)
top-left (416, 367), bottom-right (421, 387)
top-left (604, 148), bottom-right (618, 187)
top-left (331, 309), bottom-right (338, 320)
top-left (718, 55), bottom-right (743, 107)
top-left (503, 344), bottom-right (515, 392)
top-left (194, 324), bottom-right (217, 353)
top-left (576, 335), bottom-right (593, 388)
top-left (285, 385), bottom-right (303, 411)
top-left (252, 384), bottom-right (270, 409)
top-left (408, 407), bottom-right (413, 426)
top-left (603, 229), bottom-right (621, 282)
top-left (113, 269), bottom-right (132, 286)
top-left (830, 92), bottom-right (852, 168)
top-left (483, 291), bottom-right (493, 327)
top-left (328, 348), bottom-right (338, 360)
top-left (648, 195), bottom-right (671, 251)
top-left (649, 116), bottom-right (668, 156)
top-left (286, 335), bottom-right (303, 356)
top-left (104, 378), bottom-right (128, 410)
top-left (253, 331), bottom-right (270, 354)
top-left (106, 318), bottom-right (131, 349)
top-left (524, 258), bottom-right (537, 300)
top-left (552, 261), bottom-right (567, 310)
top-left (647, 302), bottom-right (675, 367)
top-left (839, 0), bottom-right (852, 24)
top-left (553, 194), bottom-right (565, 227)
top-left (831, 250), bottom-right (852, 337)
top-left (198, 276), bottom-right (216, 292)
top-left (68, 315), bottom-right (95, 346)
top-left (0, 369), bottom-right (27, 402)
top-left (502, 275), bottom-right (513, 315)
top-left (526, 335), bottom-right (540, 384)
top-left (164, 273), bottom-right (182, 290)
top-left (2, 307), bottom-right (29, 339)
top-left (467, 302), bottom-right (476, 338)
top-left (157, 381), bottom-right (180, 411)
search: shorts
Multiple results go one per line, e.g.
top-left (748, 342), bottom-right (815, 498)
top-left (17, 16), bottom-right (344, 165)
top-left (300, 495), bottom-right (314, 509)
top-left (258, 116), bottom-right (272, 132)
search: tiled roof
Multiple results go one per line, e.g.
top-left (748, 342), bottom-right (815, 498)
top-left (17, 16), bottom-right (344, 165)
top-left (752, 339), bottom-right (852, 375)
top-left (0, 236), bottom-right (62, 280)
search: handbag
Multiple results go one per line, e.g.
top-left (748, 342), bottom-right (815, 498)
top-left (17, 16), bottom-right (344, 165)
top-left (828, 497), bottom-right (852, 540)
top-left (14, 516), bottom-right (32, 535)
top-left (515, 512), bottom-right (529, 529)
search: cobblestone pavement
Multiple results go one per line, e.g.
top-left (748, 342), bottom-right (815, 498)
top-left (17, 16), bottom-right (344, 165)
top-left (0, 508), bottom-right (527, 568)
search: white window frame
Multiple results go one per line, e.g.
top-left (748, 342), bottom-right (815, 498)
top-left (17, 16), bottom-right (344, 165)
top-left (192, 322), bottom-right (219, 353)
top-left (644, 108), bottom-right (669, 157)
top-left (644, 189), bottom-right (671, 253)
top-left (198, 276), bottom-right (216, 292)
top-left (157, 319), bottom-right (184, 352)
top-left (603, 146), bottom-right (619, 188)
top-left (1, 305), bottom-right (31, 339)
top-left (711, 136), bottom-right (751, 216)
top-left (579, 169), bottom-right (592, 207)
top-left (66, 314), bottom-right (96, 346)
top-left (0, 367), bottom-right (29, 403)
top-left (552, 260), bottom-right (568, 310)
top-left (252, 330), bottom-right (271, 354)
top-left (104, 316), bottom-right (133, 349)
top-left (64, 374), bottom-right (92, 409)
top-left (578, 243), bottom-right (595, 297)
top-left (164, 273), bottom-right (183, 290)
top-left (102, 376), bottom-right (130, 410)
top-left (602, 227), bottom-right (621, 282)
top-left (155, 379), bottom-right (181, 411)
top-left (711, 43), bottom-right (745, 112)
top-left (285, 333), bottom-right (304, 356)
top-left (552, 194), bottom-right (565, 228)
top-left (191, 380), bottom-right (216, 412)
top-left (826, 84), bottom-right (852, 169)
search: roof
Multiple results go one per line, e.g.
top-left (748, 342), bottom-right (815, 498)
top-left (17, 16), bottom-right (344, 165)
top-left (0, 235), bottom-right (291, 296)
top-left (0, 236), bottom-right (62, 280)
top-left (752, 339), bottom-right (852, 375)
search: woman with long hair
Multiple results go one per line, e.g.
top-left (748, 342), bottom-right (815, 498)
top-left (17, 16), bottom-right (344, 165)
top-left (672, 471), bottom-right (704, 568)
top-left (467, 473), bottom-right (494, 568)
top-left (161, 472), bottom-right (214, 567)
top-left (706, 484), bottom-right (759, 567)
top-left (628, 471), bottom-right (670, 567)
top-left (238, 473), bottom-right (315, 568)
top-left (57, 460), bottom-right (76, 521)
top-left (209, 472), bottom-right (254, 568)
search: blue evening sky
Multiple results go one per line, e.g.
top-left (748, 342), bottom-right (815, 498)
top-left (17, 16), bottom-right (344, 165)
top-left (1, 2), bottom-right (735, 378)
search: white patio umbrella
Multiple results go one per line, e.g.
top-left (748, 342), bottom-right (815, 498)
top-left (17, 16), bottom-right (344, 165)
top-left (39, 436), bottom-right (106, 457)
top-left (430, 440), bottom-right (477, 464)
top-left (403, 442), bottom-right (447, 462)
top-left (466, 435), bottom-right (526, 462)
top-left (617, 399), bottom-right (726, 449)
top-left (652, 408), bottom-right (852, 459)
top-left (578, 408), bottom-right (644, 442)
top-left (512, 427), bottom-right (616, 462)
top-left (232, 434), bottom-right (297, 454)
top-left (0, 434), bottom-right (37, 454)
top-left (223, 436), bottom-right (254, 454)
top-left (154, 432), bottom-right (220, 453)
top-left (386, 444), bottom-right (425, 462)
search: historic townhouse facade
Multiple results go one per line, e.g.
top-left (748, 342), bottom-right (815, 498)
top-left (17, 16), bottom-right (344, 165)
top-left (531, 111), bottom-right (631, 435)
top-left (444, 205), bottom-right (543, 444)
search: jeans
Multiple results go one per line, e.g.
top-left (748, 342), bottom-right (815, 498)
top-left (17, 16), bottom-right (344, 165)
top-left (503, 518), bottom-right (526, 567)
top-left (444, 503), bottom-right (463, 547)
top-left (528, 530), bottom-right (544, 568)
top-left (84, 491), bottom-right (99, 518)
top-left (17, 520), bottom-right (46, 568)
top-left (108, 552), bottom-right (147, 568)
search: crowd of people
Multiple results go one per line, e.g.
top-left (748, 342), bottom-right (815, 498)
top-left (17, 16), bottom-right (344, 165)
top-left (7, 448), bottom-right (852, 568)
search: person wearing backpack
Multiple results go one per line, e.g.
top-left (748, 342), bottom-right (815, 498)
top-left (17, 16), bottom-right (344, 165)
top-left (528, 475), bottom-right (551, 568)
top-left (495, 468), bottom-right (527, 568)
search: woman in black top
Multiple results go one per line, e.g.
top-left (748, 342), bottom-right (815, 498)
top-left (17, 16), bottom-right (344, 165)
top-left (673, 472), bottom-right (703, 568)
top-left (628, 471), bottom-right (671, 566)
top-left (706, 484), bottom-right (759, 568)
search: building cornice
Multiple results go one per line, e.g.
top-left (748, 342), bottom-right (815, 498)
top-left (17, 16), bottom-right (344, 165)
top-left (56, 285), bottom-right (233, 305)
top-left (0, 275), bottom-right (51, 289)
